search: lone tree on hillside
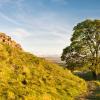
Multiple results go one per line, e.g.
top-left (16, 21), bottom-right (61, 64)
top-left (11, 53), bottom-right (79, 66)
top-left (61, 19), bottom-right (100, 78)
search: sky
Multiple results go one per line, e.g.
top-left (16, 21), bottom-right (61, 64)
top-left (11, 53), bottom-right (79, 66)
top-left (0, 0), bottom-right (100, 56)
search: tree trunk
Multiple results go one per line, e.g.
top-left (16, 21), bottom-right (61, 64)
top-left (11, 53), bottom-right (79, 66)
top-left (92, 71), bottom-right (97, 80)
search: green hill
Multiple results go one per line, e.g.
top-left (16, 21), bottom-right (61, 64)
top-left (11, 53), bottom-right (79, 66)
top-left (0, 33), bottom-right (87, 100)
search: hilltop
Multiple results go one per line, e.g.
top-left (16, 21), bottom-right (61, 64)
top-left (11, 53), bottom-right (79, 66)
top-left (0, 32), bottom-right (22, 50)
top-left (0, 33), bottom-right (87, 100)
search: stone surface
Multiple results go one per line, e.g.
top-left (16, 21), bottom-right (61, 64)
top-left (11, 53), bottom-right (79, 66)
top-left (0, 32), bottom-right (22, 50)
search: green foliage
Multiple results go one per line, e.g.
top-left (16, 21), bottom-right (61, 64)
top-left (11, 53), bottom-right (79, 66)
top-left (0, 40), bottom-right (87, 99)
top-left (74, 71), bottom-right (95, 81)
top-left (61, 19), bottom-right (100, 74)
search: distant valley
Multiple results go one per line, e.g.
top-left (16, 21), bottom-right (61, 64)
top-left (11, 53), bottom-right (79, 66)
top-left (41, 55), bottom-right (65, 66)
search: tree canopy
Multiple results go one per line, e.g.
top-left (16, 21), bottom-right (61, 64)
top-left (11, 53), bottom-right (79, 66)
top-left (61, 19), bottom-right (100, 75)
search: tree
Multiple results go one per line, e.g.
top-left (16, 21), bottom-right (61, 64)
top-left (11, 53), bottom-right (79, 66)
top-left (61, 19), bottom-right (100, 78)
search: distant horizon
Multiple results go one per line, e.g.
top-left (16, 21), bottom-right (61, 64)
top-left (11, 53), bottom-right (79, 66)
top-left (37, 54), bottom-right (61, 57)
top-left (0, 0), bottom-right (100, 55)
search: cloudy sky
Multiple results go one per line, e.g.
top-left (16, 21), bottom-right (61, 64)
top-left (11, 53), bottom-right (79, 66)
top-left (0, 0), bottom-right (100, 56)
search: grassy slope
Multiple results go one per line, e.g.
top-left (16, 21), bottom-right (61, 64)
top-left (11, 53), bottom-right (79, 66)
top-left (0, 42), bottom-right (87, 100)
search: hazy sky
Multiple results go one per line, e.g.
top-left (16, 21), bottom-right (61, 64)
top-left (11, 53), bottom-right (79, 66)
top-left (0, 0), bottom-right (100, 56)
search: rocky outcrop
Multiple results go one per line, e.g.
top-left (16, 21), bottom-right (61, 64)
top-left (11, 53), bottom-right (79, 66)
top-left (0, 32), bottom-right (22, 50)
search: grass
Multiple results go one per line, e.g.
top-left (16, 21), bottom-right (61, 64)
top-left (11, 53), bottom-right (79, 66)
top-left (0, 37), bottom-right (87, 100)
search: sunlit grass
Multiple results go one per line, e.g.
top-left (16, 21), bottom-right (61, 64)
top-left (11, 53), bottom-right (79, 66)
top-left (0, 42), bottom-right (87, 100)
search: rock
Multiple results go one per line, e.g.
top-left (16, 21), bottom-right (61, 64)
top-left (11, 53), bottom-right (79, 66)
top-left (0, 32), bottom-right (22, 50)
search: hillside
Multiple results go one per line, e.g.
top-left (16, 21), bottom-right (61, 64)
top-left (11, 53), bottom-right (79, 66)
top-left (0, 33), bottom-right (87, 100)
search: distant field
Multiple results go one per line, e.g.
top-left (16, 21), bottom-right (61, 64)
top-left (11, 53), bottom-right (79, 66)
top-left (42, 55), bottom-right (66, 67)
